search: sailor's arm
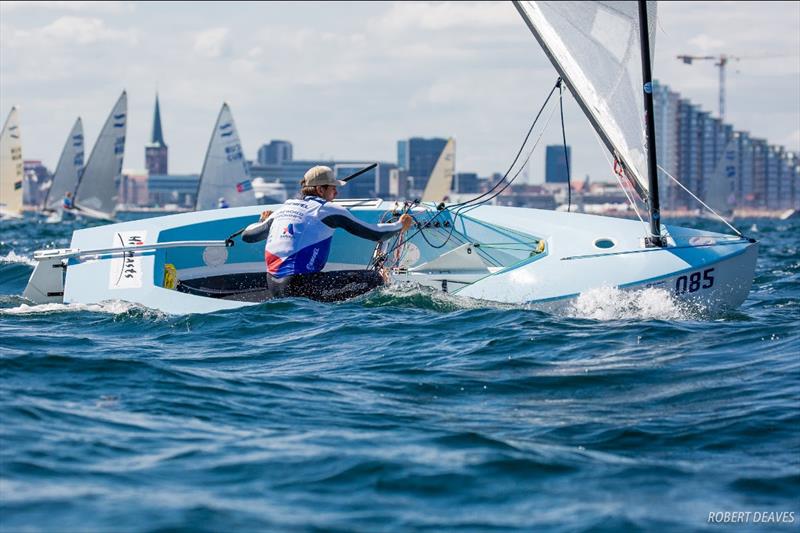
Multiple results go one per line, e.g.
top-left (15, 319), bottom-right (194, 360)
top-left (241, 210), bottom-right (274, 243)
top-left (321, 206), bottom-right (412, 241)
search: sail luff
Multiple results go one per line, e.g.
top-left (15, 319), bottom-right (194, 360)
top-left (0, 107), bottom-right (24, 217)
top-left (194, 103), bottom-right (255, 211)
top-left (75, 91), bottom-right (127, 218)
top-left (512, 1), bottom-right (656, 203)
top-left (43, 117), bottom-right (84, 211)
top-left (422, 138), bottom-right (456, 202)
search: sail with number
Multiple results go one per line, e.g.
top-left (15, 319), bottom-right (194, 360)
top-left (43, 117), bottom-right (84, 212)
top-left (514, 1), bottom-right (657, 200)
top-left (194, 103), bottom-right (255, 211)
top-left (422, 137), bottom-right (456, 202)
top-left (706, 139), bottom-right (739, 217)
top-left (0, 107), bottom-right (24, 218)
top-left (74, 91), bottom-right (127, 220)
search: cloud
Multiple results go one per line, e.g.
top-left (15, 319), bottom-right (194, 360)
top-left (0, 1), bottom-right (134, 14)
top-left (2, 16), bottom-right (138, 47)
top-left (193, 27), bottom-right (231, 59)
top-left (373, 1), bottom-right (518, 33)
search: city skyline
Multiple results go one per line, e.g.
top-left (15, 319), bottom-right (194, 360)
top-left (1, 1), bottom-right (798, 183)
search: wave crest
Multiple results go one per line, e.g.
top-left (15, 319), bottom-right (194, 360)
top-left (567, 286), bottom-right (691, 321)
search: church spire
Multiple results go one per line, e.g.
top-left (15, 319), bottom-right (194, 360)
top-left (150, 93), bottom-right (166, 147)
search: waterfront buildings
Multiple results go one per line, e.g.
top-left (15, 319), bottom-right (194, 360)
top-left (397, 137), bottom-right (450, 194)
top-left (257, 140), bottom-right (293, 166)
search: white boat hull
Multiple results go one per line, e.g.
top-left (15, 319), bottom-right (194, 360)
top-left (22, 202), bottom-right (758, 315)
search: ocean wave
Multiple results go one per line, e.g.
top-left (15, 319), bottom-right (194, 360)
top-left (0, 300), bottom-right (164, 318)
top-left (567, 286), bottom-right (693, 321)
top-left (0, 251), bottom-right (35, 266)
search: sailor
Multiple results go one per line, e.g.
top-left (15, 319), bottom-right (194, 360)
top-left (218, 197), bottom-right (230, 209)
top-left (62, 192), bottom-right (75, 210)
top-left (242, 165), bottom-right (413, 302)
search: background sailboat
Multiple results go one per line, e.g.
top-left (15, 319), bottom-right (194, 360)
top-left (73, 91), bottom-right (127, 221)
top-left (41, 117), bottom-right (84, 217)
top-left (194, 103), bottom-right (255, 211)
top-left (421, 137), bottom-right (456, 203)
top-left (0, 107), bottom-right (24, 219)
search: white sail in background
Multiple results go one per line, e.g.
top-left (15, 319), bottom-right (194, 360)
top-left (43, 117), bottom-right (84, 212)
top-left (75, 91), bottom-right (127, 220)
top-left (706, 140), bottom-right (739, 216)
top-left (422, 137), bottom-right (456, 202)
top-left (195, 103), bottom-right (255, 211)
top-left (515, 1), bottom-right (657, 200)
top-left (0, 107), bottom-right (24, 218)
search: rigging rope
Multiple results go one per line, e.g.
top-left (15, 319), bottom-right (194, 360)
top-left (558, 79), bottom-right (572, 213)
top-left (657, 164), bottom-right (744, 237)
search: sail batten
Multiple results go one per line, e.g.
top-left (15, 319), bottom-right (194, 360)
top-left (514, 1), bottom-right (657, 200)
top-left (194, 103), bottom-right (255, 211)
top-left (75, 92), bottom-right (127, 217)
top-left (44, 118), bottom-right (84, 211)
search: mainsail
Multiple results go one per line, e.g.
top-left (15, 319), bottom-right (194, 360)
top-left (0, 107), bottom-right (24, 218)
top-left (194, 103), bottom-right (255, 211)
top-left (75, 91), bottom-right (127, 219)
top-left (514, 1), bottom-right (657, 200)
top-left (422, 137), bottom-right (456, 202)
top-left (43, 117), bottom-right (84, 212)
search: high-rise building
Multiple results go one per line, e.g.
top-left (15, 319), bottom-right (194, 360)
top-left (545, 145), bottom-right (571, 183)
top-left (145, 93), bottom-right (168, 175)
top-left (402, 137), bottom-right (448, 192)
top-left (454, 172), bottom-right (480, 194)
top-left (257, 140), bottom-right (293, 166)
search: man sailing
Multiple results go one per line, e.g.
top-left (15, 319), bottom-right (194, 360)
top-left (242, 165), bottom-right (412, 301)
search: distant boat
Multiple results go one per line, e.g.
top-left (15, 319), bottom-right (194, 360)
top-left (73, 91), bottom-right (127, 221)
top-left (0, 107), bottom-right (24, 219)
top-left (194, 103), bottom-right (256, 211)
top-left (41, 117), bottom-right (84, 217)
top-left (704, 139), bottom-right (738, 220)
top-left (252, 178), bottom-right (288, 204)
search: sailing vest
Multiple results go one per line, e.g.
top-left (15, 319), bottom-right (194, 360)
top-left (262, 196), bottom-right (403, 278)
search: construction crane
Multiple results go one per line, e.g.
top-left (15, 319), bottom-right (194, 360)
top-left (676, 54), bottom-right (740, 121)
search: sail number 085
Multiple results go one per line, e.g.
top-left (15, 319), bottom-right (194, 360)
top-left (675, 268), bottom-right (715, 294)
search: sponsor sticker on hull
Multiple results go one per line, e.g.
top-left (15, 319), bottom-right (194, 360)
top-left (109, 231), bottom-right (147, 289)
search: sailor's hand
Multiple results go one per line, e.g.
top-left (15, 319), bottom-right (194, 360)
top-left (399, 214), bottom-right (413, 232)
top-left (259, 210), bottom-right (273, 222)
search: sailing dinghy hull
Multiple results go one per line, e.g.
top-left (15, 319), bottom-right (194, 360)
top-left (22, 201), bottom-right (757, 315)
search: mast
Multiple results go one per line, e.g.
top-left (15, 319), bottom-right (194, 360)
top-left (638, 0), bottom-right (665, 247)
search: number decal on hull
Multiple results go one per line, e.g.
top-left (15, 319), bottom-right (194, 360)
top-left (675, 268), bottom-right (715, 294)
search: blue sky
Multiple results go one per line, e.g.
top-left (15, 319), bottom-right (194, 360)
top-left (1, 1), bottom-right (798, 183)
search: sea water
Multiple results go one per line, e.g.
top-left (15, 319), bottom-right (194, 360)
top-left (1, 215), bottom-right (798, 532)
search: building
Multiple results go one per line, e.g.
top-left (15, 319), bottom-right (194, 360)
top-left (148, 174), bottom-right (199, 208)
top-left (545, 145), bottom-right (571, 183)
top-left (120, 169), bottom-right (149, 207)
top-left (454, 172), bottom-right (480, 194)
top-left (257, 140), bottom-right (293, 166)
top-left (145, 94), bottom-right (168, 175)
top-left (398, 137), bottom-right (449, 193)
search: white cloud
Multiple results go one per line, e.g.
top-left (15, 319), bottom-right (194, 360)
top-left (193, 27), bottom-right (231, 59)
top-left (0, 1), bottom-right (134, 14)
top-left (374, 1), bottom-right (518, 33)
top-left (2, 16), bottom-right (138, 48)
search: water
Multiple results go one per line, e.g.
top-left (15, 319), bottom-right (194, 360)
top-left (1, 216), bottom-right (798, 532)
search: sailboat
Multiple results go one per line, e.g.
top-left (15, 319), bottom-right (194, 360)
top-left (72, 91), bottom-right (127, 221)
top-left (41, 117), bottom-right (84, 221)
top-left (194, 103), bottom-right (256, 211)
top-left (22, 1), bottom-right (757, 315)
top-left (0, 107), bottom-right (24, 220)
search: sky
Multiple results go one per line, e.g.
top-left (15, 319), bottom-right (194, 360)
top-left (1, 1), bottom-right (798, 184)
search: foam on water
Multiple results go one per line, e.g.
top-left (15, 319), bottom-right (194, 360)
top-left (0, 299), bottom-right (162, 318)
top-left (0, 251), bottom-right (35, 266)
top-left (568, 286), bottom-right (689, 321)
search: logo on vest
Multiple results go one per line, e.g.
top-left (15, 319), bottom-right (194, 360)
top-left (306, 247), bottom-right (319, 270)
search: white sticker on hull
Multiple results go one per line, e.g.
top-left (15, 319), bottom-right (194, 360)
top-left (109, 231), bottom-right (147, 289)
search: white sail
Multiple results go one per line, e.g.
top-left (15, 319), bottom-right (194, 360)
top-left (75, 91), bottom-right (127, 219)
top-left (706, 140), bottom-right (739, 216)
top-left (0, 107), bottom-right (24, 218)
top-left (43, 117), bottom-right (84, 212)
top-left (195, 103), bottom-right (255, 211)
top-left (515, 1), bottom-right (657, 199)
top-left (422, 137), bottom-right (456, 202)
